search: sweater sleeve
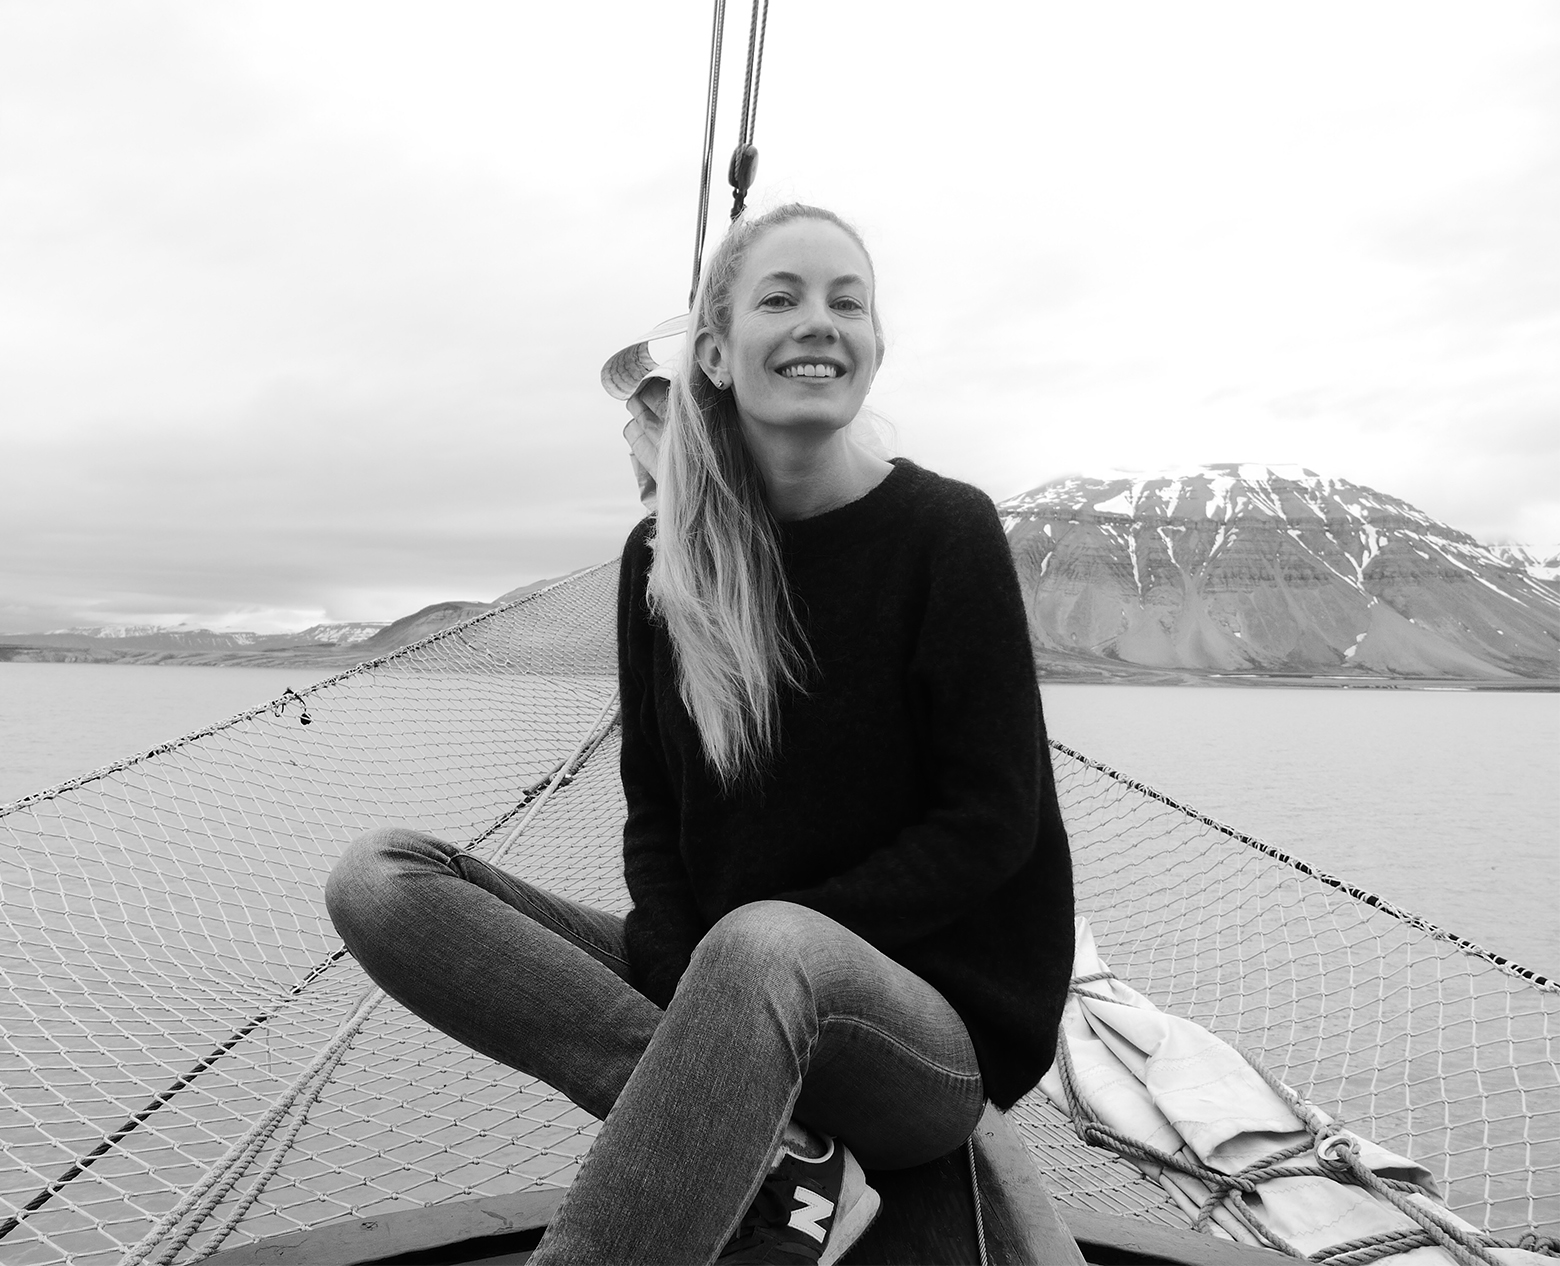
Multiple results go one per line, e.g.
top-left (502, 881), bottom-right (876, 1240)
top-left (774, 490), bottom-right (1055, 949)
top-left (616, 519), bottom-right (708, 1007)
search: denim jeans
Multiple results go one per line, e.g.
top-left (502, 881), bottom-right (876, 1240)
top-left (324, 826), bottom-right (986, 1265)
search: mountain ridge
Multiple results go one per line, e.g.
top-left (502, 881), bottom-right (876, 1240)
top-left (2, 480), bottom-right (1554, 686)
top-left (0, 572), bottom-right (586, 669)
top-left (1000, 464), bottom-right (1559, 683)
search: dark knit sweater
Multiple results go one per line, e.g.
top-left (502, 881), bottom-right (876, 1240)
top-left (615, 457), bottom-right (1075, 1110)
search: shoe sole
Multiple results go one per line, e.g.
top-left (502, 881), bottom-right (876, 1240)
top-left (820, 1176), bottom-right (880, 1266)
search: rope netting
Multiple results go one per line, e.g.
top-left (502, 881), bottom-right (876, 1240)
top-left (1, 563), bottom-right (1555, 1264)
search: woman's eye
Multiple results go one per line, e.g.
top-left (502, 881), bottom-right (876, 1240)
top-left (760, 293), bottom-right (794, 309)
top-left (833, 296), bottom-right (866, 312)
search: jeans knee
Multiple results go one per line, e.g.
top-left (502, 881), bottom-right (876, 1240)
top-left (324, 826), bottom-right (439, 943)
top-left (688, 901), bottom-right (825, 990)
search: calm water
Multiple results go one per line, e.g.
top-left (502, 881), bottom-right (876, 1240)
top-left (2, 663), bottom-right (1556, 971)
top-left (1041, 683), bottom-right (1559, 974)
top-left (0, 662), bottom-right (332, 803)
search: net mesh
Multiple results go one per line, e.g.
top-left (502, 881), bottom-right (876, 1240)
top-left (1, 563), bottom-right (1555, 1264)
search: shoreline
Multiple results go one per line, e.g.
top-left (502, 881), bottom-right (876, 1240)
top-left (3, 643), bottom-right (1554, 691)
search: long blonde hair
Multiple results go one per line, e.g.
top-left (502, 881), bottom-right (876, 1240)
top-left (647, 204), bottom-right (886, 787)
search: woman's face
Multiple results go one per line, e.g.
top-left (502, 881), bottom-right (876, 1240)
top-left (699, 219), bottom-right (879, 440)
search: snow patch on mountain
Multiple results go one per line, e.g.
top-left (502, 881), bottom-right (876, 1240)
top-left (1487, 544), bottom-right (1560, 585)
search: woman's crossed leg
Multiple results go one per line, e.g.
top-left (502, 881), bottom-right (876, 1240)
top-left (325, 826), bottom-right (985, 1264)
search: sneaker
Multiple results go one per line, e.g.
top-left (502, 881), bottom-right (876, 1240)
top-left (717, 1136), bottom-right (881, 1264)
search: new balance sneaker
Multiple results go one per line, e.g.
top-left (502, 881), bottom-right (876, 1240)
top-left (717, 1135), bottom-right (881, 1264)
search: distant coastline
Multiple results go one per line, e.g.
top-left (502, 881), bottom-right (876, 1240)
top-left (1031, 651), bottom-right (1557, 691)
top-left (1, 633), bottom-right (1552, 691)
top-left (7, 475), bottom-right (1558, 691)
top-left (0, 574), bottom-right (575, 675)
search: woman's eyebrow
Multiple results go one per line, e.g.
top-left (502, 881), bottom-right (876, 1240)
top-left (756, 270), bottom-right (868, 289)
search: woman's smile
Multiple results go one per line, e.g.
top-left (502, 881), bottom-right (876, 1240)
top-left (775, 359), bottom-right (845, 381)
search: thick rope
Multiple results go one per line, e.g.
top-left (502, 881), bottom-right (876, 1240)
top-left (0, 950), bottom-right (349, 1248)
top-left (728, 0), bottom-right (770, 220)
top-left (1051, 974), bottom-right (1554, 1262)
top-left (734, 0), bottom-right (765, 147)
top-left (121, 984), bottom-right (385, 1266)
top-left (150, 1015), bottom-right (369, 1266)
top-left (489, 692), bottom-right (622, 865)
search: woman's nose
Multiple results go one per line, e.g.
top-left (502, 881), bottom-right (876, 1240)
top-left (791, 298), bottom-right (838, 340)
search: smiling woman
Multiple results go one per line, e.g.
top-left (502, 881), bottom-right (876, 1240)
top-left (322, 203), bottom-right (1082, 1264)
top-left (653, 205), bottom-right (896, 780)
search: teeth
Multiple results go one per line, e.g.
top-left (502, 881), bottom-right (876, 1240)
top-left (780, 364), bottom-right (839, 378)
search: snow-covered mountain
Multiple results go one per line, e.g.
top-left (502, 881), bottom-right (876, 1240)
top-left (284, 622), bottom-right (388, 647)
top-left (1485, 544), bottom-right (1560, 585)
top-left (0, 617), bottom-right (388, 657)
top-left (0, 621), bottom-right (388, 655)
top-left (1001, 464), bottom-right (1560, 681)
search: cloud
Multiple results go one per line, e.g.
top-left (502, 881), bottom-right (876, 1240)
top-left (3, 0), bottom-right (1558, 632)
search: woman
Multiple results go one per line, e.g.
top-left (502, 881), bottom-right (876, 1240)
top-left (325, 203), bottom-right (1077, 1265)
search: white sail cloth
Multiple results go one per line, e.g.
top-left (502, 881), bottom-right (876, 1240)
top-left (1039, 918), bottom-right (1549, 1264)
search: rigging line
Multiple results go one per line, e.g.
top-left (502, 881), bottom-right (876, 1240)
top-left (1048, 739), bottom-right (1559, 992)
top-left (728, 0), bottom-right (771, 221)
top-left (690, 0), bottom-right (729, 308)
top-left (747, 0), bottom-right (770, 143)
top-left (735, 0), bottom-right (763, 145)
top-left (122, 986), bottom-right (385, 1266)
top-left (489, 691), bottom-right (622, 863)
top-left (0, 950), bottom-right (348, 1245)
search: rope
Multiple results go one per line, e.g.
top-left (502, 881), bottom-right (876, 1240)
top-left (727, 0), bottom-right (770, 221)
top-left (1312, 1136), bottom-right (1504, 1266)
top-left (489, 693), bottom-right (621, 865)
top-left (0, 950), bottom-right (348, 1246)
top-left (1046, 740), bottom-right (1558, 994)
top-left (689, 0), bottom-right (729, 307)
top-left (0, 560), bottom-right (616, 821)
top-left (122, 985), bottom-right (386, 1266)
top-left (966, 1136), bottom-right (990, 1266)
top-left (1049, 976), bottom-right (1553, 1263)
top-left (687, 0), bottom-right (773, 302)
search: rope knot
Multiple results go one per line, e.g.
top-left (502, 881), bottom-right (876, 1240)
top-left (1316, 1131), bottom-right (1362, 1177)
top-left (270, 687), bottom-right (312, 726)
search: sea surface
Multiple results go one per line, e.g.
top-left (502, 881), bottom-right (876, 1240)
top-left (0, 662), bottom-right (333, 803)
top-left (1040, 682), bottom-right (1559, 974)
top-left (2, 662), bottom-right (1556, 972)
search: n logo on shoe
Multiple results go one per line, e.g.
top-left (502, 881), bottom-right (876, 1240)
top-left (787, 1188), bottom-right (835, 1244)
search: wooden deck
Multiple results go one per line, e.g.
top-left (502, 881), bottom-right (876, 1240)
top-left (204, 1107), bottom-right (1286, 1265)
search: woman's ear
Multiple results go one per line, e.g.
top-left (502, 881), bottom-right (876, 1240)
top-left (693, 330), bottom-right (728, 390)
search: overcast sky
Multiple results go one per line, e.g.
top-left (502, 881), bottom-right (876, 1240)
top-left (2, 1), bottom-right (1555, 632)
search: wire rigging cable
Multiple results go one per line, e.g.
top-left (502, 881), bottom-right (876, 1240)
top-left (688, 0), bottom-right (773, 307)
top-left (689, 0), bottom-right (728, 308)
top-left (728, 0), bottom-right (770, 221)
